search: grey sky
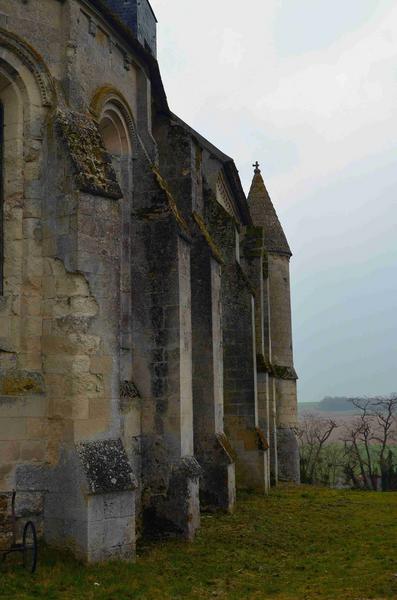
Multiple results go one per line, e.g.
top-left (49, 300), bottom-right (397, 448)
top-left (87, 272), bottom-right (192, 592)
top-left (151, 0), bottom-right (397, 403)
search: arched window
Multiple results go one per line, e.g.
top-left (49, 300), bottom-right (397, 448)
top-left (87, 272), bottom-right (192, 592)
top-left (99, 107), bottom-right (130, 157)
top-left (0, 33), bottom-right (52, 302)
top-left (99, 103), bottom-right (132, 188)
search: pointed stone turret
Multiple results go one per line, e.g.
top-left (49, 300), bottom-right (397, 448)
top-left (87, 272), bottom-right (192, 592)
top-left (247, 163), bottom-right (300, 484)
top-left (248, 163), bottom-right (291, 256)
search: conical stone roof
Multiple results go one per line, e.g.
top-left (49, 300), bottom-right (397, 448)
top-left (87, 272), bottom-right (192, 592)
top-left (247, 166), bottom-right (291, 256)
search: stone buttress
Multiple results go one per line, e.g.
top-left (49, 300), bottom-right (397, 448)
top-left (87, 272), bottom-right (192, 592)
top-left (204, 175), bottom-right (268, 494)
top-left (153, 116), bottom-right (236, 512)
top-left (242, 226), bottom-right (271, 492)
top-left (131, 161), bottom-right (201, 538)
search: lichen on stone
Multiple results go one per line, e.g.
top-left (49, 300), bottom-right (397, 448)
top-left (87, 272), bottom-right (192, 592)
top-left (0, 370), bottom-right (45, 396)
top-left (56, 109), bottom-right (122, 200)
top-left (255, 427), bottom-right (270, 451)
top-left (243, 226), bottom-right (264, 260)
top-left (76, 439), bottom-right (137, 494)
top-left (120, 380), bottom-right (141, 413)
top-left (192, 211), bottom-right (224, 264)
top-left (120, 380), bottom-right (140, 400)
top-left (236, 262), bottom-right (256, 296)
top-left (151, 166), bottom-right (191, 236)
top-left (272, 364), bottom-right (298, 381)
top-left (173, 456), bottom-right (202, 479)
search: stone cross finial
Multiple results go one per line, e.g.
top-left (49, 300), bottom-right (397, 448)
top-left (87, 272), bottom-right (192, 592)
top-left (253, 161), bottom-right (260, 174)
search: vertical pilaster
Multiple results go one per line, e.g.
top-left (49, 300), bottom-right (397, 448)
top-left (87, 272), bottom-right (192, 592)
top-left (203, 199), bottom-right (266, 493)
top-left (268, 375), bottom-right (278, 485)
top-left (191, 239), bottom-right (235, 512)
top-left (243, 226), bottom-right (271, 492)
top-left (268, 253), bottom-right (299, 483)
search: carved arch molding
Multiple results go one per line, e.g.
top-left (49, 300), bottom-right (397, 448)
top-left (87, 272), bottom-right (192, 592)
top-left (90, 86), bottom-right (154, 165)
top-left (0, 28), bottom-right (55, 107)
top-left (90, 87), bottom-right (139, 150)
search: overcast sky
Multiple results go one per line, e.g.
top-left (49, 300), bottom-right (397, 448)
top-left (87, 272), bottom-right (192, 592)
top-left (151, 0), bottom-right (397, 403)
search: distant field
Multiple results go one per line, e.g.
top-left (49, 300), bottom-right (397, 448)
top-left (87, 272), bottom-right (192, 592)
top-left (298, 402), bottom-right (395, 443)
top-left (298, 403), bottom-right (357, 442)
top-left (298, 401), bottom-right (357, 416)
top-left (2, 485), bottom-right (397, 599)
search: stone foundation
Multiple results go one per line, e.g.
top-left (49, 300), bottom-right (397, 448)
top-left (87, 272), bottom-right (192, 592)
top-left (142, 457), bottom-right (201, 540)
top-left (277, 427), bottom-right (300, 483)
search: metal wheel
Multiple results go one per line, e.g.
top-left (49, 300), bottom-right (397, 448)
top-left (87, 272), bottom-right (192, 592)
top-left (22, 521), bottom-right (37, 573)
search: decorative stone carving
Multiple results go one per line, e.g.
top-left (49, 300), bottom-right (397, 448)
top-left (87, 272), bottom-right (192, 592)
top-left (0, 29), bottom-right (55, 107)
top-left (216, 173), bottom-right (239, 220)
top-left (56, 109), bottom-right (122, 199)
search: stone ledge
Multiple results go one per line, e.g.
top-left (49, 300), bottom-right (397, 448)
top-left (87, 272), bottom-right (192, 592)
top-left (256, 356), bottom-right (298, 380)
top-left (272, 365), bottom-right (298, 381)
top-left (216, 432), bottom-right (236, 464)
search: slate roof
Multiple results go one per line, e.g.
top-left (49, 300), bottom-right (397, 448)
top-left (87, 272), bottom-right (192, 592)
top-left (247, 169), bottom-right (291, 256)
top-left (103, 0), bottom-right (136, 27)
top-left (103, 0), bottom-right (157, 28)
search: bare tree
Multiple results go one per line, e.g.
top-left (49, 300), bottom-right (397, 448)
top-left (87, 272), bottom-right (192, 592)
top-left (316, 443), bottom-right (345, 487)
top-left (297, 414), bottom-right (338, 484)
top-left (343, 399), bottom-right (377, 489)
top-left (343, 394), bottom-right (397, 491)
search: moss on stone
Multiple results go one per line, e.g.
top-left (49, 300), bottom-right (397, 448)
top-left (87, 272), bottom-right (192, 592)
top-left (192, 211), bottom-right (224, 265)
top-left (0, 370), bottom-right (44, 396)
top-left (235, 262), bottom-right (256, 297)
top-left (272, 364), bottom-right (298, 381)
top-left (255, 427), bottom-right (270, 451)
top-left (256, 354), bottom-right (271, 374)
top-left (243, 226), bottom-right (264, 260)
top-left (262, 250), bottom-right (269, 279)
top-left (151, 166), bottom-right (191, 236)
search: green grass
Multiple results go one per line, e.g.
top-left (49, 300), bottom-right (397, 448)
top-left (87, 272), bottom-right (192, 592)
top-left (2, 485), bottom-right (397, 599)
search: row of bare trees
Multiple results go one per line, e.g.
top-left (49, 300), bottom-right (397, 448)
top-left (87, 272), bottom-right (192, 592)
top-left (298, 394), bottom-right (397, 491)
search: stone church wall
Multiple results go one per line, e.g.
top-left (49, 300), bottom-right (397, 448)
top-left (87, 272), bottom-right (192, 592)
top-left (0, 0), bottom-right (299, 559)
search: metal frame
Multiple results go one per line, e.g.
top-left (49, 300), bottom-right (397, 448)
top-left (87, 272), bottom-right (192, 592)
top-left (1, 490), bottom-right (38, 573)
top-left (0, 101), bottom-right (4, 296)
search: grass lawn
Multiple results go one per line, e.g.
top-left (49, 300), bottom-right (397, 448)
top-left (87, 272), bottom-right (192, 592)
top-left (1, 485), bottom-right (397, 599)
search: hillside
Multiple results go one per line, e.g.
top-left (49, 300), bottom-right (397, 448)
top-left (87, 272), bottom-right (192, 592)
top-left (299, 396), bottom-right (360, 415)
top-left (2, 486), bottom-right (397, 599)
